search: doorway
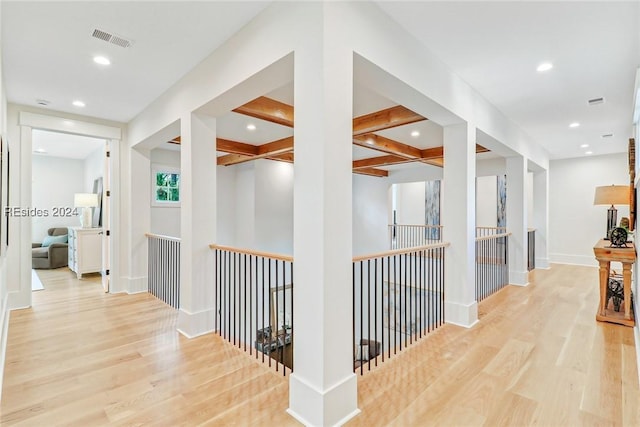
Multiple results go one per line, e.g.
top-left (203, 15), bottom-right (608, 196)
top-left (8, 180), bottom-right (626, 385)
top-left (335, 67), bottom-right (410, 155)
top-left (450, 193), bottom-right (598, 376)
top-left (30, 129), bottom-right (106, 293)
top-left (15, 111), bottom-right (121, 308)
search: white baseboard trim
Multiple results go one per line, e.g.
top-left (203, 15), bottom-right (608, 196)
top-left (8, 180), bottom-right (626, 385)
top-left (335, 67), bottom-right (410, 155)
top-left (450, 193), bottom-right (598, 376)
top-left (8, 290), bottom-right (29, 311)
top-left (635, 298), bottom-right (640, 387)
top-left (444, 300), bottom-right (478, 328)
top-left (127, 276), bottom-right (147, 294)
top-left (177, 308), bottom-right (215, 338)
top-left (550, 253), bottom-right (597, 267)
top-left (288, 372), bottom-right (359, 426)
top-left (509, 269), bottom-right (529, 287)
top-left (0, 295), bottom-right (10, 402)
top-left (535, 257), bottom-right (551, 269)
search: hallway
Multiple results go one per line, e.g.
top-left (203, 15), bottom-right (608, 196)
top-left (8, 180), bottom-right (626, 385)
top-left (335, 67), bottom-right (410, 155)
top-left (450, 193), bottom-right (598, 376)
top-left (0, 264), bottom-right (637, 425)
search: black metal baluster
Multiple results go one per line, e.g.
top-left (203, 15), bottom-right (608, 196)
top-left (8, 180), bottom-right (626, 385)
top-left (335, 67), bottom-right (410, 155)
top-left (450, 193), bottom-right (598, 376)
top-left (262, 256), bottom-right (266, 364)
top-left (367, 259), bottom-right (371, 371)
top-left (290, 261), bottom-right (294, 373)
top-left (352, 262), bottom-right (356, 373)
top-left (374, 258), bottom-right (378, 367)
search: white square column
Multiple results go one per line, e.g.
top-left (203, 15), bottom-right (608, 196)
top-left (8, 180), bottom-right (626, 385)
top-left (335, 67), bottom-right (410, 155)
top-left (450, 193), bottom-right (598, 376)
top-left (442, 123), bottom-right (478, 328)
top-left (533, 169), bottom-right (550, 269)
top-left (288, 4), bottom-right (359, 426)
top-left (506, 156), bottom-right (529, 285)
top-left (178, 113), bottom-right (217, 338)
top-left (127, 147), bottom-right (151, 293)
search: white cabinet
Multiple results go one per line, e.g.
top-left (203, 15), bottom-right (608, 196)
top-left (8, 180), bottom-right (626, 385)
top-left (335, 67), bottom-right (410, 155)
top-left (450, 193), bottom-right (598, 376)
top-left (68, 227), bottom-right (102, 279)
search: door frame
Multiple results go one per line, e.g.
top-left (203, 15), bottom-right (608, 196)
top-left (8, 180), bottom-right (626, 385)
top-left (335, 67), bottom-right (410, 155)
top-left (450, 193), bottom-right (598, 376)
top-left (15, 111), bottom-right (121, 307)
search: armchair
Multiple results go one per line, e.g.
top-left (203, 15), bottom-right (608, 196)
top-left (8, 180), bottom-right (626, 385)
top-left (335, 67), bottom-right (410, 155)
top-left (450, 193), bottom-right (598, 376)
top-left (32, 227), bottom-right (69, 269)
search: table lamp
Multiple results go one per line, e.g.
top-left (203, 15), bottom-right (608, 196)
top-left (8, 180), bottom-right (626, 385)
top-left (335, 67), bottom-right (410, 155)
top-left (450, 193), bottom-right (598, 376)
top-left (594, 185), bottom-right (629, 239)
top-left (74, 193), bottom-right (99, 228)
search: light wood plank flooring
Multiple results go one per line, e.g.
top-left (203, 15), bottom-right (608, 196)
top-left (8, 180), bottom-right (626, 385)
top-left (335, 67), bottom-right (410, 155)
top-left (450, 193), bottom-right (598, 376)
top-left (1, 264), bottom-right (638, 426)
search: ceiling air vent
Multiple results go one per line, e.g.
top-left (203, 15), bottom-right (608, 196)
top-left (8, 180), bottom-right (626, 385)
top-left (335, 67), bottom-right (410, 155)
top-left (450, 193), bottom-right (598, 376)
top-left (588, 97), bottom-right (605, 106)
top-left (91, 28), bottom-right (133, 48)
top-left (601, 133), bottom-right (614, 139)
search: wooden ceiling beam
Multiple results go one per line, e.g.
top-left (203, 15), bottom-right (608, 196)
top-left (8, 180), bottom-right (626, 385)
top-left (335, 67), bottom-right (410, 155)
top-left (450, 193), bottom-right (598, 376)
top-left (217, 153), bottom-right (253, 166)
top-left (218, 136), bottom-right (294, 166)
top-left (216, 138), bottom-right (259, 156)
top-left (353, 167), bottom-right (389, 177)
top-left (353, 154), bottom-right (413, 170)
top-left (268, 153), bottom-right (294, 163)
top-left (257, 136), bottom-right (293, 156)
top-left (352, 105), bottom-right (426, 136)
top-left (353, 134), bottom-right (422, 159)
top-left (232, 96), bottom-right (294, 128)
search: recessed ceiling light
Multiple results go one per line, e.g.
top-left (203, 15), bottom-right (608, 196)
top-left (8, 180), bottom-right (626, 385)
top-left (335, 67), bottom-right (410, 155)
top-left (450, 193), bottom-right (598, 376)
top-left (585, 151), bottom-right (593, 155)
top-left (72, 100), bottom-right (86, 107)
top-left (580, 144), bottom-right (589, 148)
top-left (93, 55), bottom-right (111, 65)
top-left (34, 148), bottom-right (47, 154)
top-left (569, 122), bottom-right (580, 128)
top-left (411, 130), bottom-right (420, 137)
top-left (536, 62), bottom-right (553, 72)
top-left (246, 123), bottom-right (256, 131)
top-left (366, 138), bottom-right (375, 145)
top-left (63, 120), bottom-right (73, 126)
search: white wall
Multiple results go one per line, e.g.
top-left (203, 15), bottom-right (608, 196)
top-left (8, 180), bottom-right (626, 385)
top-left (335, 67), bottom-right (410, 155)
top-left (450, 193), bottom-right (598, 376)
top-left (0, 1), bottom-right (9, 401)
top-left (84, 146), bottom-right (103, 194)
top-left (395, 181), bottom-right (425, 224)
top-left (353, 175), bottom-right (389, 256)
top-left (234, 162), bottom-right (255, 248)
top-left (550, 153), bottom-right (630, 266)
top-left (476, 175), bottom-right (497, 227)
top-left (150, 148), bottom-right (180, 237)
top-left (216, 164), bottom-right (236, 246)
top-left (255, 160), bottom-right (293, 254)
top-left (31, 155), bottom-right (85, 242)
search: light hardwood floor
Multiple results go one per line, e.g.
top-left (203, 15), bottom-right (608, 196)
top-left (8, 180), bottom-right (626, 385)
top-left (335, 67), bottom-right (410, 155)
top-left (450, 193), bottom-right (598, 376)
top-left (1, 265), bottom-right (638, 426)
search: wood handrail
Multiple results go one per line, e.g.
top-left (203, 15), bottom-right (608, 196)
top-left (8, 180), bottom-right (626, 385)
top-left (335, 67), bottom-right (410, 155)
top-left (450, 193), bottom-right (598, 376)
top-left (353, 242), bottom-right (450, 263)
top-left (388, 224), bottom-right (443, 228)
top-left (145, 232), bottom-right (181, 242)
top-left (209, 244), bottom-right (293, 262)
top-left (475, 232), bottom-right (512, 242)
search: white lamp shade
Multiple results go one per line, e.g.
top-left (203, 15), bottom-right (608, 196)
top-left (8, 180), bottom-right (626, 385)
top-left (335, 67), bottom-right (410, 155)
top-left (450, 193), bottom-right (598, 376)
top-left (74, 193), bottom-right (99, 208)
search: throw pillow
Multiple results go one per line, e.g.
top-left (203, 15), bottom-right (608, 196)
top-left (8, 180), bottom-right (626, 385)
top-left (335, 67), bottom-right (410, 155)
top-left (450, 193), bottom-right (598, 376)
top-left (42, 234), bottom-right (68, 247)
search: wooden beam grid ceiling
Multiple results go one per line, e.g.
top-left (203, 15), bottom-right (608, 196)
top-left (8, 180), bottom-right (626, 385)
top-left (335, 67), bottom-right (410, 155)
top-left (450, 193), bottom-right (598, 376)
top-left (169, 97), bottom-right (490, 177)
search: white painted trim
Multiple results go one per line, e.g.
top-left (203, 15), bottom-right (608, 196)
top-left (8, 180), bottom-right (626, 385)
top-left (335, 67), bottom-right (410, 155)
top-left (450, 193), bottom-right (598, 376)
top-left (550, 253), bottom-right (597, 267)
top-left (535, 257), bottom-right (551, 269)
top-left (444, 300), bottom-right (478, 328)
top-left (126, 276), bottom-right (147, 294)
top-left (635, 315), bottom-right (640, 387)
top-left (0, 295), bottom-right (10, 401)
top-left (19, 112), bottom-right (121, 139)
top-left (509, 270), bottom-right (530, 287)
top-left (288, 372), bottom-right (360, 427)
top-left (177, 308), bottom-right (215, 338)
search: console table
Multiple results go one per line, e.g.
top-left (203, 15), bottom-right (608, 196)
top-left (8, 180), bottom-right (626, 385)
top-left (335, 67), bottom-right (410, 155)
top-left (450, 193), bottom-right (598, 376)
top-left (593, 239), bottom-right (636, 327)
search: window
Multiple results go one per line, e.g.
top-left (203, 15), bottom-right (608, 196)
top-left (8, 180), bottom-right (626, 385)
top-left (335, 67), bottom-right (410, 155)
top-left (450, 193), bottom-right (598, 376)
top-left (152, 165), bottom-right (180, 207)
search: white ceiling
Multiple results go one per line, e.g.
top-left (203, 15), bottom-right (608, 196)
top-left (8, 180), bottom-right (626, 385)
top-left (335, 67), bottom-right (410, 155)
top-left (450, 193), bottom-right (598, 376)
top-left (377, 1), bottom-right (640, 160)
top-left (2, 1), bottom-right (269, 123)
top-left (3, 2), bottom-right (639, 161)
top-left (32, 129), bottom-right (104, 160)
